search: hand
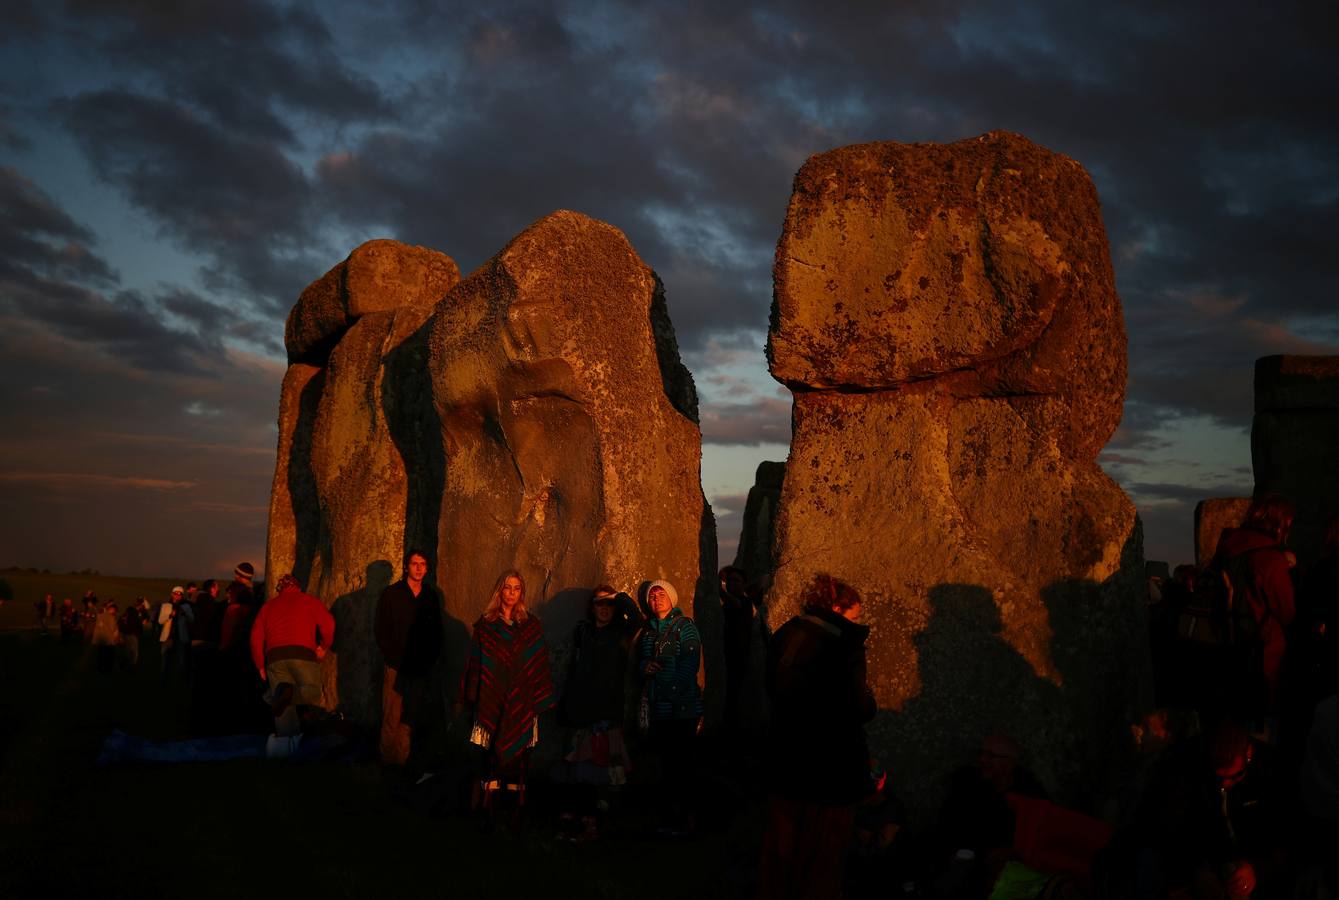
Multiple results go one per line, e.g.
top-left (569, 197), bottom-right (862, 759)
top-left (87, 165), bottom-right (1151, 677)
top-left (315, 645), bottom-right (327, 660)
top-left (643, 660), bottom-right (662, 676)
top-left (259, 668), bottom-right (267, 682)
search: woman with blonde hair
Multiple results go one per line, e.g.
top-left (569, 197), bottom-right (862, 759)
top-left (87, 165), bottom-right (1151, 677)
top-left (459, 570), bottom-right (555, 814)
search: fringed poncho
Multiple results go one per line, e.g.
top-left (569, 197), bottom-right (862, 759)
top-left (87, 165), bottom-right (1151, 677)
top-left (459, 614), bottom-right (554, 764)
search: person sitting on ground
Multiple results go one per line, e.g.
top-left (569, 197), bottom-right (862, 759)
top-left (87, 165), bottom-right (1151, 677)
top-left (847, 760), bottom-right (910, 899)
top-left (1135, 720), bottom-right (1288, 899)
top-left (936, 732), bottom-right (1048, 875)
top-left (249, 573), bottom-right (335, 738)
top-left (554, 584), bottom-right (642, 840)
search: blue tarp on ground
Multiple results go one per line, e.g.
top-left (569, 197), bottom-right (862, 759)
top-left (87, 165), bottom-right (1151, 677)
top-left (96, 729), bottom-right (267, 765)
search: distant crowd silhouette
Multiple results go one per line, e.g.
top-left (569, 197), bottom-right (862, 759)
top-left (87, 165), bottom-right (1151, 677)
top-left (26, 493), bottom-right (1339, 898)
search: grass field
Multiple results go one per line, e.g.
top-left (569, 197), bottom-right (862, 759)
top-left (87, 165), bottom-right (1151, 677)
top-left (0, 571), bottom-right (195, 631)
top-left (0, 627), bottom-right (761, 899)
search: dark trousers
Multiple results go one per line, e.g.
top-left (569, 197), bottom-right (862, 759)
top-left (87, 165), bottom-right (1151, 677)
top-left (647, 717), bottom-right (698, 829)
top-left (757, 793), bottom-right (856, 900)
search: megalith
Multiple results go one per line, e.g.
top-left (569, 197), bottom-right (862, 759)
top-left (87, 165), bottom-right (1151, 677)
top-left (426, 211), bottom-right (718, 708)
top-left (766, 132), bottom-right (1150, 813)
top-left (1252, 355), bottom-right (1339, 567)
top-left (733, 460), bottom-right (785, 583)
top-left (267, 239), bottom-right (460, 724)
top-left (267, 219), bottom-right (718, 732)
top-left (1194, 497), bottom-right (1251, 567)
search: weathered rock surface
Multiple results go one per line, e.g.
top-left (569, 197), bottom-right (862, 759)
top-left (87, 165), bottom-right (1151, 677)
top-left (771, 133), bottom-right (1126, 459)
top-left (267, 240), bottom-right (459, 725)
top-left (1194, 498), bottom-right (1251, 567)
top-left (427, 211), bottom-right (718, 713)
top-left (1253, 355), bottom-right (1339, 567)
top-left (732, 460), bottom-right (785, 582)
top-left (285, 239), bottom-right (460, 363)
top-left (766, 132), bottom-right (1149, 816)
top-left (267, 219), bottom-right (718, 731)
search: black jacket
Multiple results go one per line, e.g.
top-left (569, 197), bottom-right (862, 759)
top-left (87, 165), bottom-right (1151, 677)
top-left (766, 609), bottom-right (875, 804)
top-left (375, 580), bottom-right (443, 676)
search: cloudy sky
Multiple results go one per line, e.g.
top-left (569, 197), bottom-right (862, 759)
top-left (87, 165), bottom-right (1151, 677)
top-left (1, 0), bottom-right (1335, 578)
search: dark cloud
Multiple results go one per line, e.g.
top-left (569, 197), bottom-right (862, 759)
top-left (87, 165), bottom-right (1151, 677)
top-left (64, 0), bottom-right (389, 142)
top-left (2, 0), bottom-right (1336, 574)
top-left (1126, 481), bottom-right (1253, 505)
top-left (0, 166), bottom-right (117, 286)
top-left (58, 89), bottom-right (325, 311)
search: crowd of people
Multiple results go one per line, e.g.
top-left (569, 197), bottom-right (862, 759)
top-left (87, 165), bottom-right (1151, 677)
top-left (24, 493), bottom-right (1339, 898)
top-left (1131, 494), bottom-right (1339, 899)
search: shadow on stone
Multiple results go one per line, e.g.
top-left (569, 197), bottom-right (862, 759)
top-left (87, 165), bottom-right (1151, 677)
top-left (329, 559), bottom-right (394, 727)
top-left (876, 529), bottom-right (1150, 822)
top-left (383, 316), bottom-right (444, 559)
top-left (288, 369), bottom-right (326, 587)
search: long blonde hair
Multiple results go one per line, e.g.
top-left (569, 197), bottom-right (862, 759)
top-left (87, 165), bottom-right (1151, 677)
top-left (483, 569), bottom-right (529, 622)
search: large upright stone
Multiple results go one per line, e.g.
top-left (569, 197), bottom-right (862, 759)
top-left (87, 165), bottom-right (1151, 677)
top-left (267, 239), bottom-right (459, 725)
top-left (1253, 355), bottom-right (1339, 567)
top-left (268, 221), bottom-right (717, 733)
top-left (766, 133), bottom-right (1148, 815)
top-left (427, 211), bottom-right (718, 706)
top-left (733, 460), bottom-right (785, 582)
top-left (1194, 498), bottom-right (1251, 567)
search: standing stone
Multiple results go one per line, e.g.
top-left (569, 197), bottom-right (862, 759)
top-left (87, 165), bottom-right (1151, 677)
top-left (767, 132), bottom-right (1149, 815)
top-left (1194, 498), bottom-right (1252, 567)
top-left (1253, 355), bottom-right (1339, 567)
top-left (733, 460), bottom-right (785, 583)
top-left (267, 240), bottom-right (460, 725)
top-left (426, 211), bottom-right (719, 718)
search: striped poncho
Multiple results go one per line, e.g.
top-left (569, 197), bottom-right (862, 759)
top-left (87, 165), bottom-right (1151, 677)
top-left (459, 614), bottom-right (554, 764)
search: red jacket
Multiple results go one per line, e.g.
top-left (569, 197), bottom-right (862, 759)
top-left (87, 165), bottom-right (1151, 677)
top-left (249, 586), bottom-right (335, 673)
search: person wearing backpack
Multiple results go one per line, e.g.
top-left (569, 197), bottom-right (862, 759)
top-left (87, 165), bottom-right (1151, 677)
top-left (637, 579), bottom-right (702, 837)
top-left (1211, 493), bottom-right (1297, 722)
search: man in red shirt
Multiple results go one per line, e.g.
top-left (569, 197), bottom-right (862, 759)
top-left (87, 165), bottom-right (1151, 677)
top-left (250, 574), bottom-right (335, 736)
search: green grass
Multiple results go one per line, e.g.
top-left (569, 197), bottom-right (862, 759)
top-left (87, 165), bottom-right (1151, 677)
top-left (0, 630), bottom-right (762, 898)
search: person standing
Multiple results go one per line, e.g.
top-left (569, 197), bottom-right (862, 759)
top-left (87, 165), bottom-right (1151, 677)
top-left (36, 593), bottom-right (54, 636)
top-left (226, 562), bottom-right (256, 607)
top-left (158, 587), bottom-right (189, 680)
top-left (458, 570), bottom-right (554, 806)
top-left (374, 550), bottom-right (443, 767)
top-left (249, 574), bottom-right (335, 737)
top-left (91, 600), bottom-right (122, 673)
top-left (555, 585), bottom-right (643, 838)
top-left (637, 579), bottom-right (702, 837)
top-left (117, 600), bottom-right (143, 670)
top-left (1212, 493), bottom-right (1297, 721)
top-left (758, 573), bottom-right (876, 900)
